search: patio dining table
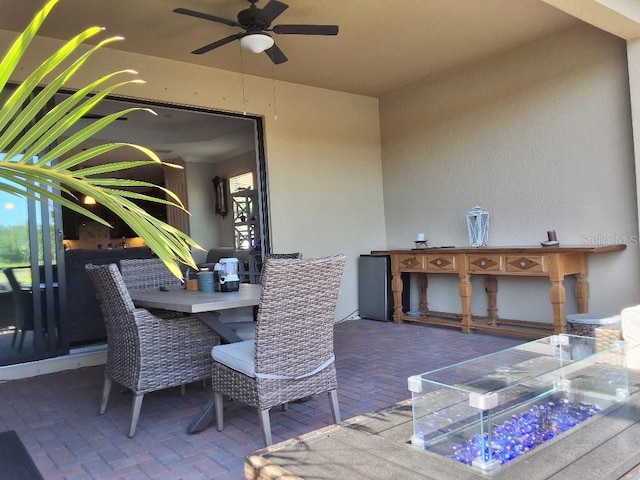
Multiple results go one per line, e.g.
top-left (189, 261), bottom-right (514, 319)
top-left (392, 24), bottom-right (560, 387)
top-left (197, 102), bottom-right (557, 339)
top-left (129, 283), bottom-right (261, 344)
top-left (129, 283), bottom-right (261, 432)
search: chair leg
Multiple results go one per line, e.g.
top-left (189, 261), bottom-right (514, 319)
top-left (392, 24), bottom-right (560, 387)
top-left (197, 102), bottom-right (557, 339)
top-left (11, 329), bottom-right (17, 347)
top-left (99, 377), bottom-right (112, 415)
top-left (214, 391), bottom-right (224, 431)
top-left (259, 409), bottom-right (273, 446)
top-left (328, 390), bottom-right (341, 423)
top-left (180, 384), bottom-right (186, 395)
top-left (128, 393), bottom-right (144, 438)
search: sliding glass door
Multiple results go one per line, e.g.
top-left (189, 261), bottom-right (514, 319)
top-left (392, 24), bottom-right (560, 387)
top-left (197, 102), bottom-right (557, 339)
top-left (0, 83), bottom-right (66, 365)
top-left (0, 172), bottom-right (66, 365)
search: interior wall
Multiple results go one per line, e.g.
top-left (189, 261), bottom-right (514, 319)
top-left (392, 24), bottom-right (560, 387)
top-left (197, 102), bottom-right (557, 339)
top-left (0, 30), bottom-right (385, 320)
top-left (189, 150), bottom-right (259, 262)
top-left (184, 161), bottom-right (220, 263)
top-left (380, 23), bottom-right (640, 322)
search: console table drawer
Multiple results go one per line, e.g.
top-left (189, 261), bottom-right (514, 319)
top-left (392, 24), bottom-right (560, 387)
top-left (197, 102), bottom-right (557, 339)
top-left (506, 255), bottom-right (546, 273)
top-left (426, 254), bottom-right (456, 272)
top-left (467, 255), bottom-right (503, 272)
top-left (396, 254), bottom-right (425, 271)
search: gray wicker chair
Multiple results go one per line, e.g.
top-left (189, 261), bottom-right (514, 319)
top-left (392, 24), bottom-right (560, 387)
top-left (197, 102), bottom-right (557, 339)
top-left (120, 258), bottom-right (185, 319)
top-left (211, 254), bottom-right (346, 446)
top-left (119, 257), bottom-right (183, 291)
top-left (86, 263), bottom-right (219, 437)
top-left (251, 253), bottom-right (302, 319)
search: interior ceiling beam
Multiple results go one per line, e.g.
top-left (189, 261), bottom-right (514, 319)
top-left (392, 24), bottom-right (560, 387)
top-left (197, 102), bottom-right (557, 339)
top-left (540, 0), bottom-right (640, 39)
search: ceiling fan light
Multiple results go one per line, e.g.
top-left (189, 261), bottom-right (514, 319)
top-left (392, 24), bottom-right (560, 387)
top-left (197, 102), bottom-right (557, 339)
top-left (240, 33), bottom-right (274, 54)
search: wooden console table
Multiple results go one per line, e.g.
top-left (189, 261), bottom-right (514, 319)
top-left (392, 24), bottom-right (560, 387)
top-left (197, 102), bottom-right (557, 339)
top-left (372, 245), bottom-right (625, 337)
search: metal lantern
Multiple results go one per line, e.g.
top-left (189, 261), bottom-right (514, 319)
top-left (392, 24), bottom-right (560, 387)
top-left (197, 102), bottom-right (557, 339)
top-left (466, 206), bottom-right (489, 247)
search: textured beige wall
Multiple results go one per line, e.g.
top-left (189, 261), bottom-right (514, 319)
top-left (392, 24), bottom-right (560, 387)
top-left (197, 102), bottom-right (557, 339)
top-left (0, 30), bottom-right (385, 320)
top-left (380, 24), bottom-right (640, 322)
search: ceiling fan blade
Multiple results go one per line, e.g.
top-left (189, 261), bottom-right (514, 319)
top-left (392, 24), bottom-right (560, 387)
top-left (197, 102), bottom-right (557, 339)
top-left (264, 43), bottom-right (288, 64)
top-left (261, 0), bottom-right (289, 24)
top-left (192, 34), bottom-right (242, 54)
top-left (273, 24), bottom-right (339, 35)
top-left (173, 7), bottom-right (241, 28)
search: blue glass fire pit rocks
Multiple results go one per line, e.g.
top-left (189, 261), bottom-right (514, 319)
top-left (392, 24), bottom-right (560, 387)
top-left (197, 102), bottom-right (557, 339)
top-left (449, 399), bottom-right (601, 466)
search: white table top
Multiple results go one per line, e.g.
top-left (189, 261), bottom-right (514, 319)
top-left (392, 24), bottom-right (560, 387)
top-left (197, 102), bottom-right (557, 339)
top-left (129, 284), bottom-right (261, 313)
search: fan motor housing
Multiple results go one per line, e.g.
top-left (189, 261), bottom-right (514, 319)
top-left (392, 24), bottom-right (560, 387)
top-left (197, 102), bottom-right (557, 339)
top-left (238, 8), bottom-right (271, 29)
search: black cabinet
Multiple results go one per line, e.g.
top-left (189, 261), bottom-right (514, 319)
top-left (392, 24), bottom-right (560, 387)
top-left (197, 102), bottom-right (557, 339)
top-left (63, 247), bottom-right (154, 345)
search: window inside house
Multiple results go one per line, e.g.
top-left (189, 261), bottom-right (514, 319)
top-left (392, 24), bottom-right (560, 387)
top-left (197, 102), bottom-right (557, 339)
top-left (229, 172), bottom-right (254, 193)
top-left (229, 173), bottom-right (258, 251)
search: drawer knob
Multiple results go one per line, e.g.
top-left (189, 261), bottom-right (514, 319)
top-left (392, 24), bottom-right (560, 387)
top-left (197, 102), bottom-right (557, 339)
top-left (520, 261), bottom-right (526, 268)
top-left (436, 260), bottom-right (442, 266)
top-left (480, 260), bottom-right (486, 266)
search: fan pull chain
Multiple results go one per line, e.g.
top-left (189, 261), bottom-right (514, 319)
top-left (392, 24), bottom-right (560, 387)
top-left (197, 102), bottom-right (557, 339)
top-left (239, 43), bottom-right (247, 115)
top-left (271, 62), bottom-right (278, 120)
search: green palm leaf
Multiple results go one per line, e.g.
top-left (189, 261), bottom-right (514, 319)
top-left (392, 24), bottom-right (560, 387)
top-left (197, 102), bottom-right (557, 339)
top-left (0, 0), bottom-right (201, 277)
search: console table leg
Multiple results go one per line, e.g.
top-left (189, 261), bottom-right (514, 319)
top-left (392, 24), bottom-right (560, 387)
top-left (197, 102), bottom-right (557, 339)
top-left (575, 272), bottom-right (589, 313)
top-left (459, 274), bottom-right (472, 333)
top-left (485, 277), bottom-right (498, 326)
top-left (549, 276), bottom-right (566, 334)
top-left (391, 270), bottom-right (404, 324)
top-left (418, 274), bottom-right (428, 314)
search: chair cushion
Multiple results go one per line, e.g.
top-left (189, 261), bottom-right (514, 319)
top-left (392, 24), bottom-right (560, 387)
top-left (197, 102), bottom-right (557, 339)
top-left (212, 341), bottom-right (255, 377)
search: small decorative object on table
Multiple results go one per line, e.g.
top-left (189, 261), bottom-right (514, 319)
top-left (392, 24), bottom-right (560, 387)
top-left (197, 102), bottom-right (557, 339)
top-left (414, 232), bottom-right (428, 249)
top-left (541, 229), bottom-right (560, 247)
top-left (466, 206), bottom-right (489, 247)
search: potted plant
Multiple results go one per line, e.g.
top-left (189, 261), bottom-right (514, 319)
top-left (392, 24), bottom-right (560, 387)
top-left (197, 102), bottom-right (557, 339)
top-left (0, 0), bottom-right (200, 276)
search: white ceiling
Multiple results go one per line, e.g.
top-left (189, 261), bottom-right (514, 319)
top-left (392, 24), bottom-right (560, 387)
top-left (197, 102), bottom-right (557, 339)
top-left (0, 0), bottom-right (581, 98)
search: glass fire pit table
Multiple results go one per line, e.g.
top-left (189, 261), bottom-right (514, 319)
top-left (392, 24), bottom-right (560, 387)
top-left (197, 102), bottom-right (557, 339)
top-left (246, 334), bottom-right (640, 480)
top-left (409, 334), bottom-right (628, 473)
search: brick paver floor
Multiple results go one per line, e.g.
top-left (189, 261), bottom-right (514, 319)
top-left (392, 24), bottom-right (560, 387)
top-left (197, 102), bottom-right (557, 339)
top-left (0, 319), bottom-right (523, 479)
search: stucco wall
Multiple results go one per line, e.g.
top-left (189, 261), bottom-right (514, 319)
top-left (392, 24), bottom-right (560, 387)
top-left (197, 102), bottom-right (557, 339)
top-left (380, 24), bottom-right (640, 322)
top-left (0, 30), bottom-right (385, 321)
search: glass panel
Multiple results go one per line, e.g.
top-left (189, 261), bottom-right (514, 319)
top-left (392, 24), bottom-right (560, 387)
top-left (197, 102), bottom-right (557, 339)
top-left (0, 157), bottom-right (62, 364)
top-left (0, 177), bottom-right (37, 358)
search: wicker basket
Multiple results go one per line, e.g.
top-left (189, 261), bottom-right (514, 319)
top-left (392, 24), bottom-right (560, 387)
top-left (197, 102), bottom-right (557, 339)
top-left (594, 323), bottom-right (622, 351)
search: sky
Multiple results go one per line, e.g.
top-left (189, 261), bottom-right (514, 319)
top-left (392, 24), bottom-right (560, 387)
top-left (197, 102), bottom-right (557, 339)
top-left (0, 155), bottom-right (39, 227)
top-left (0, 189), bottom-right (28, 227)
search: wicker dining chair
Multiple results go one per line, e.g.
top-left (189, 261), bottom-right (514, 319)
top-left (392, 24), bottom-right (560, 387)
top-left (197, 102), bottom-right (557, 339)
top-left (251, 253), bottom-right (302, 321)
top-left (86, 263), bottom-right (219, 437)
top-left (119, 257), bottom-right (186, 319)
top-left (119, 257), bottom-right (183, 291)
top-left (211, 254), bottom-right (346, 446)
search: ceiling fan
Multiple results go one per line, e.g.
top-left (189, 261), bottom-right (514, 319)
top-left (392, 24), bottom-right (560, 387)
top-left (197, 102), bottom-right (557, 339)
top-left (173, 0), bottom-right (339, 64)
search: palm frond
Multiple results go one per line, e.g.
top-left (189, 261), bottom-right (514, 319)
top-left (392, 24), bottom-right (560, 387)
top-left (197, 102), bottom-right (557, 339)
top-left (0, 0), bottom-right (202, 277)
